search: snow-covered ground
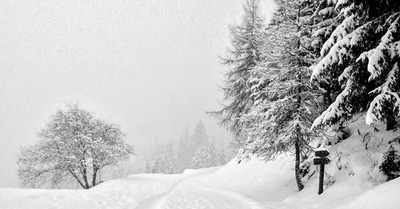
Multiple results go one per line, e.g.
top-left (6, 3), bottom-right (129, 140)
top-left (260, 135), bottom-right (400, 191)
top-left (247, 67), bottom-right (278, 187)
top-left (1, 114), bottom-right (400, 209)
top-left (1, 159), bottom-right (399, 209)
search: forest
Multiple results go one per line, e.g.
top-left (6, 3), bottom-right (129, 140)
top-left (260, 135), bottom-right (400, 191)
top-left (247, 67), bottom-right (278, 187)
top-left (215, 0), bottom-right (400, 191)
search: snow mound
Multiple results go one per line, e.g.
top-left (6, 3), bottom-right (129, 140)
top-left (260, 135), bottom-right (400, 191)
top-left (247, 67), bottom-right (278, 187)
top-left (332, 177), bottom-right (400, 209)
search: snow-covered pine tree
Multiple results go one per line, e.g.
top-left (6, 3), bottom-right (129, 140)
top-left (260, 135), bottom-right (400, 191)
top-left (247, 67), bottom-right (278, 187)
top-left (311, 0), bottom-right (400, 130)
top-left (192, 121), bottom-right (207, 148)
top-left (190, 140), bottom-right (218, 169)
top-left (176, 127), bottom-right (193, 172)
top-left (308, 0), bottom-right (341, 107)
top-left (145, 140), bottom-right (179, 174)
top-left (310, 0), bottom-right (339, 52)
top-left (380, 145), bottom-right (400, 181)
top-left (241, 0), bottom-right (326, 191)
top-left (144, 146), bottom-right (162, 173)
top-left (188, 121), bottom-right (220, 169)
top-left (177, 137), bottom-right (188, 172)
top-left (215, 0), bottom-right (266, 139)
top-left (161, 140), bottom-right (178, 174)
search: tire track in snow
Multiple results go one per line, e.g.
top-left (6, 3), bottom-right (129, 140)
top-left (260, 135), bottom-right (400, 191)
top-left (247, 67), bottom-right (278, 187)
top-left (138, 176), bottom-right (266, 209)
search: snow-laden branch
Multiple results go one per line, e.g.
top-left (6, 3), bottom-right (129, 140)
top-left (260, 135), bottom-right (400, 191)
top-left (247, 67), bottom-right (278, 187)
top-left (311, 13), bottom-right (391, 82)
top-left (367, 15), bottom-right (400, 81)
top-left (366, 90), bottom-right (400, 125)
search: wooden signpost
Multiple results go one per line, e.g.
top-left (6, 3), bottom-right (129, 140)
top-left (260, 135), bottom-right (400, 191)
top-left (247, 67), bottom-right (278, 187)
top-left (313, 149), bottom-right (330, 195)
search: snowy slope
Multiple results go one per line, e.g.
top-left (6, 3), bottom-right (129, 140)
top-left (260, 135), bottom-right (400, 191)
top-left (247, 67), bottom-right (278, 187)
top-left (1, 114), bottom-right (400, 209)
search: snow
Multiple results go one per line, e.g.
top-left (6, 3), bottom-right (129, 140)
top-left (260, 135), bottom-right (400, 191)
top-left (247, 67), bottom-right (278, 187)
top-left (335, 0), bottom-right (348, 10)
top-left (338, 65), bottom-right (353, 84)
top-left (367, 15), bottom-right (400, 81)
top-left (311, 12), bottom-right (391, 82)
top-left (320, 14), bottom-right (356, 57)
top-left (366, 91), bottom-right (400, 125)
top-left (312, 10), bottom-right (400, 129)
top-left (1, 115), bottom-right (400, 208)
top-left (315, 146), bottom-right (328, 152)
top-left (312, 82), bottom-right (352, 128)
top-left (332, 178), bottom-right (400, 209)
top-left (318, 7), bottom-right (335, 17)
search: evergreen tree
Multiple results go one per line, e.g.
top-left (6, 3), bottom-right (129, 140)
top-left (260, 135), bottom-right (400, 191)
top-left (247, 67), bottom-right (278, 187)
top-left (177, 137), bottom-right (188, 172)
top-left (145, 141), bottom-right (178, 174)
top-left (162, 140), bottom-right (178, 174)
top-left (192, 121), bottom-right (207, 148)
top-left (190, 140), bottom-right (217, 169)
top-left (144, 139), bottom-right (165, 173)
top-left (240, 0), bottom-right (325, 191)
top-left (215, 0), bottom-right (266, 139)
top-left (311, 0), bottom-right (400, 130)
top-left (177, 127), bottom-right (193, 172)
top-left (188, 121), bottom-right (220, 169)
top-left (144, 148), bottom-right (161, 173)
top-left (309, 0), bottom-right (341, 107)
top-left (380, 145), bottom-right (400, 181)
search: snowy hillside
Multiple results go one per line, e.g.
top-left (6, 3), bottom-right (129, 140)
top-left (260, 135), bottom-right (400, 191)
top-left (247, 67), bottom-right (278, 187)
top-left (1, 114), bottom-right (400, 209)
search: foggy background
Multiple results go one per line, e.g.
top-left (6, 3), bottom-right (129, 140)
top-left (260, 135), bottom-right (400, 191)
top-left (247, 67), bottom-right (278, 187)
top-left (0, 0), bottom-right (273, 188)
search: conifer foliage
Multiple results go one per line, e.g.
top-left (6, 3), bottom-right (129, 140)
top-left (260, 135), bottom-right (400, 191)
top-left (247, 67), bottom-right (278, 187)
top-left (236, 0), bottom-right (326, 191)
top-left (190, 141), bottom-right (217, 169)
top-left (190, 121), bottom-right (218, 169)
top-left (311, 0), bottom-right (400, 130)
top-left (216, 0), bottom-right (266, 137)
top-left (216, 0), bottom-right (400, 192)
top-left (144, 121), bottom-right (225, 174)
top-left (380, 145), bottom-right (400, 181)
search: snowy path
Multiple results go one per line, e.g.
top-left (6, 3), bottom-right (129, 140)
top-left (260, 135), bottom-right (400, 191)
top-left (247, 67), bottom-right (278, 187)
top-left (137, 174), bottom-right (265, 209)
top-left (0, 167), bottom-right (268, 209)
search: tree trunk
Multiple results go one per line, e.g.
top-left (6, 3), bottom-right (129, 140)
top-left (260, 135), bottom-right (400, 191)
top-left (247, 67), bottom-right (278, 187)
top-left (294, 54), bottom-right (304, 191)
top-left (68, 168), bottom-right (86, 189)
top-left (295, 137), bottom-right (304, 191)
top-left (81, 166), bottom-right (90, 189)
top-left (92, 167), bottom-right (98, 187)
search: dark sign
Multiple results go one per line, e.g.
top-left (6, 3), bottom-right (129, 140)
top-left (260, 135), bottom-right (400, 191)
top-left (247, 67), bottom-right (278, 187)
top-left (313, 157), bottom-right (330, 165)
top-left (315, 150), bottom-right (330, 158)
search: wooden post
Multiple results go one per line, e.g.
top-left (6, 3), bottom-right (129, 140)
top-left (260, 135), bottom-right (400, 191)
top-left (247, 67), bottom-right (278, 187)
top-left (314, 149), bottom-right (330, 195)
top-left (318, 163), bottom-right (325, 195)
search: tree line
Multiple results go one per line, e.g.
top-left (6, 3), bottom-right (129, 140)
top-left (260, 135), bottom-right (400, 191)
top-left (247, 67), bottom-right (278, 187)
top-left (216, 0), bottom-right (400, 191)
top-left (142, 121), bottom-right (238, 174)
top-left (16, 105), bottom-right (237, 189)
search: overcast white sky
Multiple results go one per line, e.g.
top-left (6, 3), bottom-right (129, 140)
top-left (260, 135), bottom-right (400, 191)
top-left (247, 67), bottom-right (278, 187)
top-left (0, 0), bottom-right (273, 188)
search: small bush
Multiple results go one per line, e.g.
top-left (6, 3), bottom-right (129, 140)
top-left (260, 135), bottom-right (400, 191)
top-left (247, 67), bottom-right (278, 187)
top-left (379, 145), bottom-right (400, 181)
